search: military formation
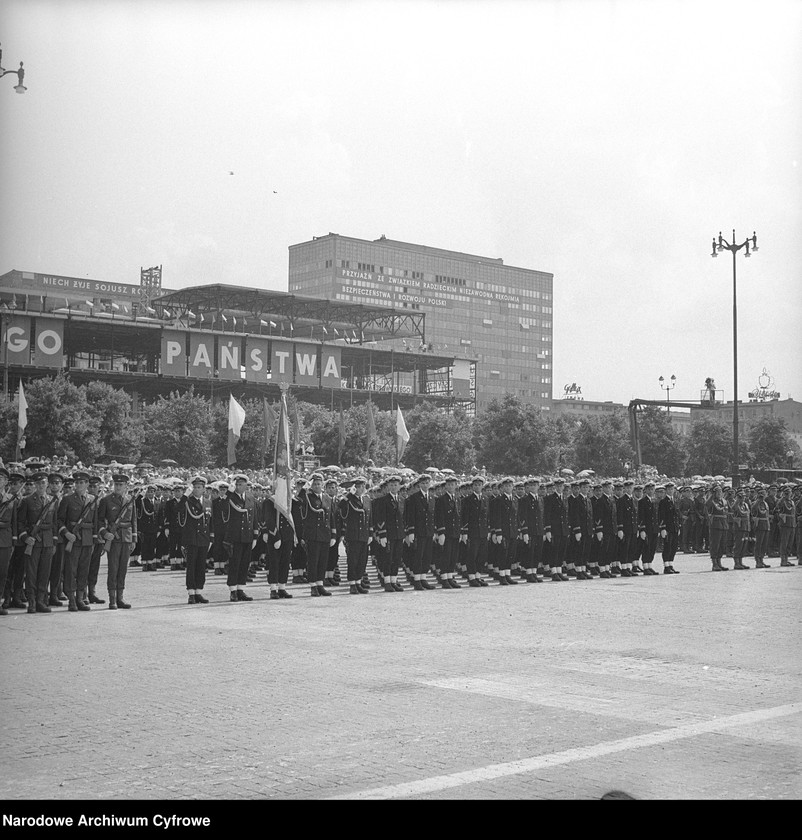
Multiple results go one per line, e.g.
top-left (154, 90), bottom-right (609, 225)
top-left (1, 459), bottom-right (800, 615)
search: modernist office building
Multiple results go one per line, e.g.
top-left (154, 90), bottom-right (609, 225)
top-left (288, 234), bottom-right (554, 411)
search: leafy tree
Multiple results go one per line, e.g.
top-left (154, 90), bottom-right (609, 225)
top-left (685, 416), bottom-right (732, 476)
top-left (84, 380), bottom-right (143, 461)
top-left (473, 393), bottom-right (558, 474)
top-left (140, 389), bottom-right (214, 467)
top-left (20, 374), bottom-right (102, 462)
top-left (572, 413), bottom-right (635, 475)
top-left (403, 402), bottom-right (476, 472)
top-left (0, 396), bottom-right (19, 462)
top-left (637, 406), bottom-right (686, 476)
top-left (748, 416), bottom-right (794, 469)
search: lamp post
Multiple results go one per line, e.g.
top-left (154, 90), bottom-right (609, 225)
top-left (0, 44), bottom-right (27, 93)
top-left (658, 374), bottom-right (676, 408)
top-left (711, 229), bottom-right (758, 488)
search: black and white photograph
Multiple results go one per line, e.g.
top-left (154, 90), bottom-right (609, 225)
top-left (1, 0), bottom-right (800, 809)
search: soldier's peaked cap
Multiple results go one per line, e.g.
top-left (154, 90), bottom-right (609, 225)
top-left (233, 473), bottom-right (249, 482)
top-left (72, 470), bottom-right (91, 482)
top-left (112, 473), bottom-right (130, 483)
top-left (310, 472), bottom-right (324, 481)
top-left (190, 475), bottom-right (207, 485)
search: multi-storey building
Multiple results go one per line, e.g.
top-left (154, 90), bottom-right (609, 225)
top-left (288, 233), bottom-right (554, 411)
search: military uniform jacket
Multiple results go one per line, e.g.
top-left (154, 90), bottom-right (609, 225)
top-left (0, 491), bottom-right (17, 549)
top-left (17, 492), bottom-right (59, 548)
top-left (637, 496), bottom-right (658, 536)
top-left (489, 493), bottom-right (518, 541)
top-left (97, 492), bottom-right (137, 544)
top-left (434, 492), bottom-right (461, 539)
top-left (405, 490), bottom-right (435, 539)
top-left (678, 497), bottom-right (693, 522)
top-left (211, 496), bottom-right (226, 537)
top-left (692, 496), bottom-right (706, 522)
top-left (616, 494), bottom-right (637, 535)
top-left (516, 493), bottom-right (542, 540)
top-left (179, 495), bottom-right (212, 546)
top-left (164, 497), bottom-right (182, 531)
top-left (339, 494), bottom-right (371, 543)
top-left (461, 492), bottom-right (489, 540)
top-left (373, 493), bottom-right (405, 541)
top-left (706, 498), bottom-right (729, 531)
top-left (777, 498), bottom-right (797, 529)
top-left (658, 496), bottom-right (679, 532)
top-left (299, 491), bottom-right (334, 544)
top-left (730, 501), bottom-right (751, 532)
top-left (57, 492), bottom-right (98, 548)
top-left (568, 494), bottom-right (593, 537)
top-left (594, 494), bottom-right (616, 537)
top-left (136, 496), bottom-right (160, 535)
top-left (543, 492), bottom-right (568, 537)
top-left (223, 491), bottom-right (259, 544)
top-left (750, 499), bottom-right (770, 531)
top-left (261, 497), bottom-right (295, 543)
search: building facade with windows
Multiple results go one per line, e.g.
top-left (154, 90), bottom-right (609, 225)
top-left (288, 233), bottom-right (554, 411)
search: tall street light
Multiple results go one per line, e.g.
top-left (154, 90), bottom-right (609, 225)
top-left (0, 44), bottom-right (26, 93)
top-left (711, 229), bottom-right (758, 488)
top-left (659, 374), bottom-right (676, 407)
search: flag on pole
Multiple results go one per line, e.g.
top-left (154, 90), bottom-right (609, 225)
top-left (272, 391), bottom-right (296, 537)
top-left (366, 400), bottom-right (377, 452)
top-left (263, 399), bottom-right (277, 450)
top-left (338, 405), bottom-right (346, 463)
top-left (111, 302), bottom-right (120, 311)
top-left (85, 300), bottom-right (95, 308)
top-left (17, 381), bottom-right (28, 457)
top-left (293, 404), bottom-right (302, 453)
top-left (227, 395), bottom-right (246, 466)
top-left (270, 320), bottom-right (277, 328)
top-left (396, 406), bottom-right (410, 463)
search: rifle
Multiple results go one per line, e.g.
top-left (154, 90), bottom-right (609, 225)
top-left (23, 495), bottom-right (58, 557)
top-left (102, 492), bottom-right (137, 554)
top-left (63, 495), bottom-right (97, 555)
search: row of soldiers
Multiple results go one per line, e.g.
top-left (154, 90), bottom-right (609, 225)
top-left (2, 463), bottom-right (799, 613)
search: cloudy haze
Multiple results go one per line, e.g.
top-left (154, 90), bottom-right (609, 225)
top-left (1, 0), bottom-right (800, 406)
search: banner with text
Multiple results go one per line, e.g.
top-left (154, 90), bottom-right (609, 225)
top-left (3, 315), bottom-right (64, 369)
top-left (161, 329), bottom-right (187, 377)
top-left (217, 336), bottom-right (242, 381)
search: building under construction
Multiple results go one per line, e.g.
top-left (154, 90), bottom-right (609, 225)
top-left (0, 269), bottom-right (477, 414)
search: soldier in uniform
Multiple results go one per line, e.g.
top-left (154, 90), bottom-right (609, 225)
top-left (678, 486), bottom-right (694, 553)
top-left (706, 484), bottom-right (729, 571)
top-left (731, 488), bottom-right (752, 570)
top-left (16, 471), bottom-right (59, 613)
top-left (136, 484), bottom-right (160, 571)
top-left (0, 468), bottom-right (14, 616)
top-left (223, 473), bottom-right (259, 601)
top-left (404, 474), bottom-right (436, 590)
top-left (489, 477), bottom-right (520, 585)
top-left (567, 479), bottom-right (593, 580)
top-left (262, 485), bottom-right (295, 599)
top-left (339, 477), bottom-right (371, 594)
top-left (543, 477), bottom-right (569, 581)
top-left (322, 477), bottom-right (341, 587)
top-left (657, 482), bottom-right (680, 574)
top-left (97, 473), bottom-right (137, 609)
top-left (85, 475), bottom-right (106, 604)
top-left (373, 474), bottom-right (406, 592)
top-left (614, 479), bottom-right (637, 577)
top-left (46, 472), bottom-right (67, 606)
top-left (57, 470), bottom-right (98, 612)
top-left (516, 476), bottom-right (544, 584)
top-left (596, 479), bottom-right (617, 578)
top-left (588, 482), bottom-right (603, 576)
top-left (433, 475), bottom-right (461, 589)
top-left (291, 479), bottom-right (309, 584)
top-left (750, 486), bottom-right (771, 568)
top-left (1, 471), bottom-right (26, 610)
top-left (460, 475), bottom-right (490, 587)
top-left (777, 485), bottom-right (797, 567)
top-left (163, 484), bottom-right (186, 572)
top-left (298, 472), bottom-right (336, 598)
top-left (637, 481), bottom-right (660, 575)
top-left (210, 482), bottom-right (228, 575)
top-left (179, 475), bottom-right (212, 603)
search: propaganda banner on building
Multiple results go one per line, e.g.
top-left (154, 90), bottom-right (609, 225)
top-left (293, 342), bottom-right (319, 387)
top-left (244, 336), bottom-right (270, 383)
top-left (3, 314), bottom-right (33, 366)
top-left (161, 329), bottom-right (187, 377)
top-left (217, 335), bottom-right (242, 381)
top-left (270, 340), bottom-right (293, 384)
top-left (2, 315), bottom-right (64, 368)
top-left (320, 345), bottom-right (341, 387)
top-left (188, 333), bottom-right (214, 377)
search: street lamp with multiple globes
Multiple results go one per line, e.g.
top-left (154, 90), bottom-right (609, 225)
top-left (659, 374), bottom-right (676, 407)
top-left (0, 44), bottom-right (26, 93)
top-left (710, 229), bottom-right (758, 488)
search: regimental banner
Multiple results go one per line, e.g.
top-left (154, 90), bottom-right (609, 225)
top-left (293, 342), bottom-right (319, 387)
top-left (245, 337), bottom-right (270, 383)
top-left (2, 315), bottom-right (64, 368)
top-left (188, 334), bottom-right (214, 377)
top-left (270, 340), bottom-right (294, 384)
top-left (217, 336), bottom-right (242, 381)
top-left (161, 329), bottom-right (187, 376)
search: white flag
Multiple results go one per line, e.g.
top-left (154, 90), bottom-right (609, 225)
top-left (18, 381), bottom-right (28, 438)
top-left (227, 395), bottom-right (247, 466)
top-left (396, 407), bottom-right (410, 462)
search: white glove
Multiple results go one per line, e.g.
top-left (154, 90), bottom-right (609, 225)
top-left (596, 532), bottom-right (603, 542)
top-left (251, 539), bottom-right (257, 549)
top-left (379, 537), bottom-right (388, 548)
top-left (574, 533), bottom-right (581, 542)
top-left (65, 532), bottom-right (77, 542)
top-left (639, 531), bottom-right (646, 541)
top-left (522, 534), bottom-right (529, 545)
top-left (660, 529), bottom-right (667, 539)
top-left (437, 534), bottom-right (445, 546)
top-left (273, 540), bottom-right (281, 550)
top-left (617, 530), bottom-right (624, 540)
top-left (492, 534), bottom-right (501, 545)
top-left (164, 528), bottom-right (169, 537)
top-left (329, 538), bottom-right (336, 547)
top-left (407, 533), bottom-right (415, 544)
top-left (262, 533), bottom-right (270, 543)
top-left (545, 532), bottom-right (552, 543)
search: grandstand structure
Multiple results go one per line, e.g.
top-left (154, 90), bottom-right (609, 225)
top-left (0, 270), bottom-right (477, 413)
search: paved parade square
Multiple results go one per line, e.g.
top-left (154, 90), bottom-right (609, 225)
top-left (2, 554), bottom-right (800, 801)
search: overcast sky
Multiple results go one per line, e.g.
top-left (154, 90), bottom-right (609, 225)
top-left (1, 0), bottom-right (800, 406)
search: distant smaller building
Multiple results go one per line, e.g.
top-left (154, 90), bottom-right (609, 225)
top-left (690, 398), bottom-right (802, 448)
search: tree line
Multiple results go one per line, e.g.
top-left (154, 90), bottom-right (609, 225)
top-left (0, 376), bottom-right (797, 475)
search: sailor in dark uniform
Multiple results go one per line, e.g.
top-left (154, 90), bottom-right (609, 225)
top-left (223, 474), bottom-right (259, 602)
top-left (180, 475), bottom-right (212, 603)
